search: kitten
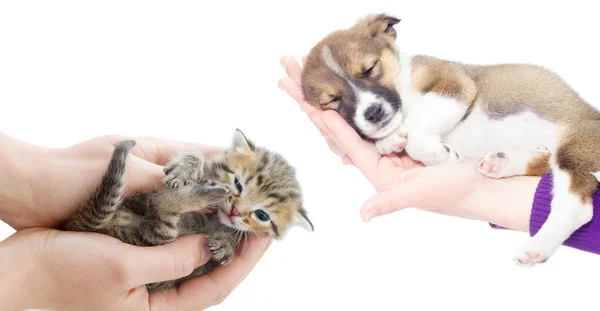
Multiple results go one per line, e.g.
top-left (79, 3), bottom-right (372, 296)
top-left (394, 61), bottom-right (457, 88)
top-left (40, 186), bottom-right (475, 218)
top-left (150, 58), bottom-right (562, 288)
top-left (63, 129), bottom-right (314, 292)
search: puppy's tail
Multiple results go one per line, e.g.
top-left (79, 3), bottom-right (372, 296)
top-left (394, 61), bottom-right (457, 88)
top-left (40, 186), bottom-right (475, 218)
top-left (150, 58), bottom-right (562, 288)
top-left (64, 139), bottom-right (136, 231)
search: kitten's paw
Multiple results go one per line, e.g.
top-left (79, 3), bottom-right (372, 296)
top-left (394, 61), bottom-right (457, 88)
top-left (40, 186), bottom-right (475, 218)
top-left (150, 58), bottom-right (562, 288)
top-left (196, 180), bottom-right (231, 203)
top-left (207, 232), bottom-right (236, 265)
top-left (476, 152), bottom-right (509, 178)
top-left (376, 131), bottom-right (408, 155)
top-left (163, 153), bottom-right (205, 188)
top-left (512, 238), bottom-right (556, 267)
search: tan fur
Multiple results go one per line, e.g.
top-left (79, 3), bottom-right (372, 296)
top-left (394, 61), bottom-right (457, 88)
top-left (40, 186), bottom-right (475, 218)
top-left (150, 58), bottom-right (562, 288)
top-left (301, 15), bottom-right (401, 116)
top-left (411, 55), bottom-right (477, 105)
top-left (379, 49), bottom-right (400, 90)
top-left (525, 154), bottom-right (551, 176)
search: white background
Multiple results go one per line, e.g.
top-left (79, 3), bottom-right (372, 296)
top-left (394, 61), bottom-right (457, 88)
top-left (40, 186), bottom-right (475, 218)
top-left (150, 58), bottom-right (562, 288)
top-left (1, 1), bottom-right (599, 310)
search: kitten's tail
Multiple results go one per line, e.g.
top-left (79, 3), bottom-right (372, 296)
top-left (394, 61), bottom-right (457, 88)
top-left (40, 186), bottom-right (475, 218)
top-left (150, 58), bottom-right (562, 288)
top-left (64, 139), bottom-right (136, 231)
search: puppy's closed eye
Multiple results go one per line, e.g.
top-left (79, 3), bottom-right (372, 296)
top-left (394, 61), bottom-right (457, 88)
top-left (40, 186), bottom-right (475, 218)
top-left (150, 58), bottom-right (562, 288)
top-left (319, 94), bottom-right (341, 110)
top-left (362, 59), bottom-right (382, 79)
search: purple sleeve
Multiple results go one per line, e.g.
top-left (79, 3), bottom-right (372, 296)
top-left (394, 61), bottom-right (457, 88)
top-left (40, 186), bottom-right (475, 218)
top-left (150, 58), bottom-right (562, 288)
top-left (491, 174), bottom-right (600, 255)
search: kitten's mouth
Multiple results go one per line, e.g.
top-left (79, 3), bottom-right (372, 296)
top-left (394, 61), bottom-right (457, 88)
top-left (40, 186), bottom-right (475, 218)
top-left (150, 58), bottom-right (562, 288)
top-left (218, 205), bottom-right (240, 226)
top-left (229, 205), bottom-right (240, 217)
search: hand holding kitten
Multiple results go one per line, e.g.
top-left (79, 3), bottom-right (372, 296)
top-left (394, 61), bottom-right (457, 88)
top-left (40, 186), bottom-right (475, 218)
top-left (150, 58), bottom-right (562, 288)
top-left (0, 132), bottom-right (272, 310)
top-left (0, 132), bottom-right (224, 230)
top-left (0, 226), bottom-right (270, 311)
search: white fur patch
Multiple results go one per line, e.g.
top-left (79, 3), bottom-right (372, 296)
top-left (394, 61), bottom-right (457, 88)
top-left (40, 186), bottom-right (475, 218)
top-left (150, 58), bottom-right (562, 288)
top-left (593, 171), bottom-right (600, 182)
top-left (443, 106), bottom-right (562, 160)
top-left (353, 90), bottom-right (399, 138)
top-left (514, 162), bottom-right (594, 266)
top-left (321, 45), bottom-right (402, 139)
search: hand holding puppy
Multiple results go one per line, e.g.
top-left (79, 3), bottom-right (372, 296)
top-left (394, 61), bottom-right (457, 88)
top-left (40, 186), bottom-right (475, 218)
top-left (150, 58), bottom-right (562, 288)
top-left (278, 55), bottom-right (535, 231)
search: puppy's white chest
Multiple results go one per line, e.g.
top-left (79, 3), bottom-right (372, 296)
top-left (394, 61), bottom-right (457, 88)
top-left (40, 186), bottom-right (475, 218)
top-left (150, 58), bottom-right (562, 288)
top-left (442, 106), bottom-right (561, 160)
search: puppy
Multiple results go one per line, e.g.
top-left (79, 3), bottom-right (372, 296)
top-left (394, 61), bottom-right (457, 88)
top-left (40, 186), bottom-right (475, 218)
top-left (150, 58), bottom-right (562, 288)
top-left (300, 13), bottom-right (600, 266)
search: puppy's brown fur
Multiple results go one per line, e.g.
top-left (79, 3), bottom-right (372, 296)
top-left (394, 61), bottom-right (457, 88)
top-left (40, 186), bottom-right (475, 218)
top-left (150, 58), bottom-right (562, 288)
top-left (300, 13), bottom-right (600, 266)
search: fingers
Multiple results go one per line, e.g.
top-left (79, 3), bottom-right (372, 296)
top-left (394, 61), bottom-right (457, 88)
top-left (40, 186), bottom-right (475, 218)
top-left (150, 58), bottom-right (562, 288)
top-left (280, 55), bottom-right (303, 85)
top-left (122, 155), bottom-right (166, 194)
top-left (342, 155), bottom-right (354, 165)
top-left (121, 234), bottom-right (212, 288)
top-left (98, 134), bottom-right (224, 167)
top-left (164, 235), bottom-right (271, 310)
top-left (131, 137), bottom-right (225, 166)
top-left (359, 171), bottom-right (427, 223)
top-left (321, 110), bottom-right (380, 173)
top-left (278, 77), bottom-right (315, 114)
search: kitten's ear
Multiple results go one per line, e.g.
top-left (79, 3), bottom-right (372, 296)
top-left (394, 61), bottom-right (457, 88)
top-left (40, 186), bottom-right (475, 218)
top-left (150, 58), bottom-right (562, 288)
top-left (352, 13), bottom-right (401, 40)
top-left (229, 129), bottom-right (256, 154)
top-left (294, 208), bottom-right (314, 232)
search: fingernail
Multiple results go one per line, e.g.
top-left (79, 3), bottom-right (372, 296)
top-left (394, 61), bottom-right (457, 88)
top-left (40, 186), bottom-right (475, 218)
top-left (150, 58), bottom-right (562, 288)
top-left (200, 240), bottom-right (212, 264)
top-left (365, 209), bottom-right (378, 222)
top-left (280, 59), bottom-right (287, 71)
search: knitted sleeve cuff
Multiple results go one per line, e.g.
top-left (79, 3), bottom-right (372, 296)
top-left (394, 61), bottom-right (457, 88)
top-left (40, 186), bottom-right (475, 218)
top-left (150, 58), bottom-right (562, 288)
top-left (490, 174), bottom-right (600, 255)
top-left (529, 174), bottom-right (600, 254)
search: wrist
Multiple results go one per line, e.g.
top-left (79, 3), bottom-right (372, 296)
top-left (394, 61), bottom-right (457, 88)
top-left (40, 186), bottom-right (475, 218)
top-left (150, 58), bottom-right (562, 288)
top-left (0, 132), bottom-right (49, 230)
top-left (466, 174), bottom-right (539, 232)
top-left (0, 229), bottom-right (51, 310)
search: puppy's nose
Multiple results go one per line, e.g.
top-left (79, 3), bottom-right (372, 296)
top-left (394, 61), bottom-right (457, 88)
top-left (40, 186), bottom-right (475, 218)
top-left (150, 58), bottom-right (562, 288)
top-left (364, 104), bottom-right (384, 123)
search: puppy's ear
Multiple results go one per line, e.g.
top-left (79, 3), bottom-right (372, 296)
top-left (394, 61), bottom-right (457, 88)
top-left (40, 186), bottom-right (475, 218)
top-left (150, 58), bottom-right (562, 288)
top-left (352, 13), bottom-right (401, 40)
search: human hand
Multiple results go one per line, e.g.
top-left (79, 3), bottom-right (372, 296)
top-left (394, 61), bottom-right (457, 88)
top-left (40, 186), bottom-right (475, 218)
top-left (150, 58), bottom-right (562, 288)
top-left (0, 133), bottom-right (224, 230)
top-left (0, 227), bottom-right (271, 311)
top-left (278, 55), bottom-right (535, 231)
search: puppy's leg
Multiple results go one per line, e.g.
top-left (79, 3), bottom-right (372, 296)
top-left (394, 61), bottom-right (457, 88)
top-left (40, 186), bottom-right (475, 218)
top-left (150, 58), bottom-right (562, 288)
top-left (513, 138), bottom-right (598, 266)
top-left (476, 151), bottom-right (550, 178)
top-left (402, 94), bottom-right (472, 166)
top-left (405, 134), bottom-right (460, 166)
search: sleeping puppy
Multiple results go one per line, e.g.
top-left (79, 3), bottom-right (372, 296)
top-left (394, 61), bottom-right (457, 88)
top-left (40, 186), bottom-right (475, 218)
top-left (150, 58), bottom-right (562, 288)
top-left (300, 13), bottom-right (600, 267)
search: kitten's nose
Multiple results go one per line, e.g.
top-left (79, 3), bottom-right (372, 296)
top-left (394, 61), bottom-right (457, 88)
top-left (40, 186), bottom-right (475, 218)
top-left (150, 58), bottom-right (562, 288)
top-left (364, 104), bottom-right (384, 123)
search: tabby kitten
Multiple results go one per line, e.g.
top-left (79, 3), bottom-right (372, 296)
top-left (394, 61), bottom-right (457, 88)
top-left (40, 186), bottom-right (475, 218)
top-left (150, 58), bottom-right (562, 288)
top-left (63, 129), bottom-right (314, 292)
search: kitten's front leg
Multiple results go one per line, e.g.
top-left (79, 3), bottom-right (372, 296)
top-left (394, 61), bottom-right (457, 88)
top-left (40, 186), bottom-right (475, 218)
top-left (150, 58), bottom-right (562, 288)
top-left (207, 226), bottom-right (243, 265)
top-left (163, 152), bottom-right (205, 188)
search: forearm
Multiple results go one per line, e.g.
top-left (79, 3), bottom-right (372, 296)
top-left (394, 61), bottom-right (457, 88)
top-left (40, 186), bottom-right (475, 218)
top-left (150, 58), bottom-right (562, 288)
top-left (0, 132), bottom-right (51, 230)
top-left (0, 229), bottom-right (48, 310)
top-left (466, 174), bottom-right (538, 232)
top-left (0, 132), bottom-right (32, 228)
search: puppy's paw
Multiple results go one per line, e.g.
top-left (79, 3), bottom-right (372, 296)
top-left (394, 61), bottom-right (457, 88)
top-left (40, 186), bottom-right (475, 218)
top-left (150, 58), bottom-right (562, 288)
top-left (207, 231), bottom-right (236, 265)
top-left (512, 237), bottom-right (557, 267)
top-left (437, 144), bottom-right (460, 164)
top-left (376, 131), bottom-right (408, 155)
top-left (163, 153), bottom-right (205, 188)
top-left (476, 152), bottom-right (524, 179)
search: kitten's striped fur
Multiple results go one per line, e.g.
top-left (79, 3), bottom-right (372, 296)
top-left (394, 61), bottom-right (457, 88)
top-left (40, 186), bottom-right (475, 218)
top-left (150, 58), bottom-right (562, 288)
top-left (63, 130), bottom-right (313, 292)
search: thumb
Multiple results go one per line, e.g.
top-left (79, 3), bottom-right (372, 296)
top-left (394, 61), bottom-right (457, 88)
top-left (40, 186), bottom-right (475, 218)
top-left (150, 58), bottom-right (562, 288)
top-left (360, 179), bottom-right (425, 223)
top-left (123, 234), bottom-right (213, 288)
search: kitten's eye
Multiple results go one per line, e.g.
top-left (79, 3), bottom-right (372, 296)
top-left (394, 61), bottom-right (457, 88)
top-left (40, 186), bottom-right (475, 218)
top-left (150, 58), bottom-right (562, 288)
top-left (234, 177), bottom-right (243, 193)
top-left (254, 210), bottom-right (270, 222)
